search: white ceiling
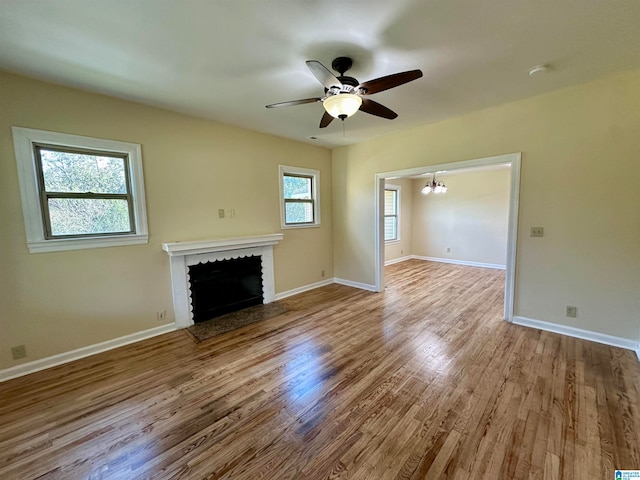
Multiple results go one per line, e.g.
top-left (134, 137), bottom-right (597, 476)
top-left (1, 0), bottom-right (639, 148)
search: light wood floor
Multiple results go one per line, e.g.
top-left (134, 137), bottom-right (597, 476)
top-left (1, 260), bottom-right (639, 479)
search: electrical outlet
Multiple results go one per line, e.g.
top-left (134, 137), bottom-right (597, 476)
top-left (11, 345), bottom-right (26, 360)
top-left (447, 247), bottom-right (451, 253)
top-left (531, 227), bottom-right (544, 237)
top-left (566, 306), bottom-right (577, 318)
top-left (226, 208), bottom-right (235, 219)
top-left (157, 310), bottom-right (166, 321)
top-left (218, 209), bottom-right (225, 219)
top-left (321, 269), bottom-right (325, 278)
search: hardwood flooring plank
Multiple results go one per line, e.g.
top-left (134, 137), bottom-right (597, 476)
top-left (1, 260), bottom-right (639, 479)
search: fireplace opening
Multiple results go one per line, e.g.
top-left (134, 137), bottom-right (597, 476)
top-left (188, 255), bottom-right (263, 323)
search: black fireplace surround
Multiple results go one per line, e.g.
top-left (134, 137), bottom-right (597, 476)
top-left (188, 255), bottom-right (263, 323)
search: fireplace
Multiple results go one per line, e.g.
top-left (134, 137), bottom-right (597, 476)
top-left (162, 234), bottom-right (283, 328)
top-left (189, 255), bottom-right (263, 322)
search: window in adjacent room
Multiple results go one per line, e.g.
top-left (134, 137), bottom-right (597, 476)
top-left (384, 186), bottom-right (400, 242)
top-left (279, 165), bottom-right (320, 228)
top-left (12, 127), bottom-right (148, 253)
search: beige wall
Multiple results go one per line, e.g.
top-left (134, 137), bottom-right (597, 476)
top-left (411, 169), bottom-right (510, 266)
top-left (333, 69), bottom-right (640, 340)
top-left (0, 71), bottom-right (333, 370)
top-left (384, 179), bottom-right (413, 263)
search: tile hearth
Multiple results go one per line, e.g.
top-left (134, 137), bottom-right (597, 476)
top-left (186, 302), bottom-right (288, 342)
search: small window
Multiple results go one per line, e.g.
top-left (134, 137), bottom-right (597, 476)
top-left (12, 127), bottom-right (148, 253)
top-left (279, 165), bottom-right (320, 228)
top-left (384, 186), bottom-right (400, 242)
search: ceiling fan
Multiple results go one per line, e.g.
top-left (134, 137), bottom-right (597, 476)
top-left (266, 57), bottom-right (423, 128)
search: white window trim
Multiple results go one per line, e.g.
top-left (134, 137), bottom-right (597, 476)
top-left (279, 165), bottom-right (321, 229)
top-left (12, 127), bottom-right (149, 253)
top-left (384, 184), bottom-right (401, 244)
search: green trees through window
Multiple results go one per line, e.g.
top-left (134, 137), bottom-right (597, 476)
top-left (283, 174), bottom-right (314, 224)
top-left (36, 146), bottom-right (134, 237)
top-left (279, 165), bottom-right (320, 228)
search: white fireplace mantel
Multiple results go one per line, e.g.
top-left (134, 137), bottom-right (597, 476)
top-left (162, 234), bottom-right (283, 328)
top-left (162, 234), bottom-right (283, 257)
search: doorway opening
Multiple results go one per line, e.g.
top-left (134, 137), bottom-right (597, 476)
top-left (374, 152), bottom-right (521, 321)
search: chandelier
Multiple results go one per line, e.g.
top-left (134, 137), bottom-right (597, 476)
top-left (421, 174), bottom-right (448, 195)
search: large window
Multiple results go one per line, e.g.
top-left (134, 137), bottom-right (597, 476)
top-left (34, 145), bottom-right (135, 238)
top-left (384, 186), bottom-right (400, 242)
top-left (279, 165), bottom-right (320, 228)
top-left (12, 127), bottom-right (148, 253)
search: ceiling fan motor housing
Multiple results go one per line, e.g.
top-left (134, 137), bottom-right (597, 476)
top-left (331, 56), bottom-right (353, 75)
top-left (327, 57), bottom-right (363, 94)
top-left (325, 76), bottom-right (359, 95)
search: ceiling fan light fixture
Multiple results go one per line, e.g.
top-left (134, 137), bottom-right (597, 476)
top-left (323, 93), bottom-right (362, 119)
top-left (266, 58), bottom-right (422, 129)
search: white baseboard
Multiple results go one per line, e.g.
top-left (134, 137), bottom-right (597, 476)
top-left (384, 255), bottom-right (413, 266)
top-left (412, 255), bottom-right (506, 270)
top-left (512, 316), bottom-right (638, 353)
top-left (1, 275), bottom-right (379, 383)
top-left (277, 278), bottom-right (377, 297)
top-left (0, 324), bottom-right (176, 383)
top-left (636, 343), bottom-right (640, 362)
top-left (274, 278), bottom-right (335, 300)
top-left (334, 278), bottom-right (378, 292)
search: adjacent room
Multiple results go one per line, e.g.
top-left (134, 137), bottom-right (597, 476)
top-left (1, 1), bottom-right (639, 479)
top-left (384, 165), bottom-right (511, 269)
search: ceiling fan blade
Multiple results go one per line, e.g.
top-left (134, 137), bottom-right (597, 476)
top-left (319, 111), bottom-right (334, 128)
top-left (266, 98), bottom-right (322, 108)
top-left (359, 98), bottom-right (398, 119)
top-left (357, 69), bottom-right (423, 95)
top-left (306, 60), bottom-right (341, 90)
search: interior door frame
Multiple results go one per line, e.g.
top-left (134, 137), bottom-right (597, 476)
top-left (374, 152), bottom-right (521, 321)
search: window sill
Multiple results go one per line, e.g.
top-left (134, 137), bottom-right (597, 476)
top-left (281, 223), bottom-right (321, 230)
top-left (385, 239), bottom-right (401, 245)
top-left (27, 234), bottom-right (149, 253)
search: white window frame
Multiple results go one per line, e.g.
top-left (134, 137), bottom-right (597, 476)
top-left (12, 127), bottom-right (149, 253)
top-left (279, 165), bottom-right (321, 229)
top-left (384, 185), bottom-right (401, 243)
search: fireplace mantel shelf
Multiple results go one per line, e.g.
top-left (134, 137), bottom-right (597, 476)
top-left (162, 234), bottom-right (283, 257)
